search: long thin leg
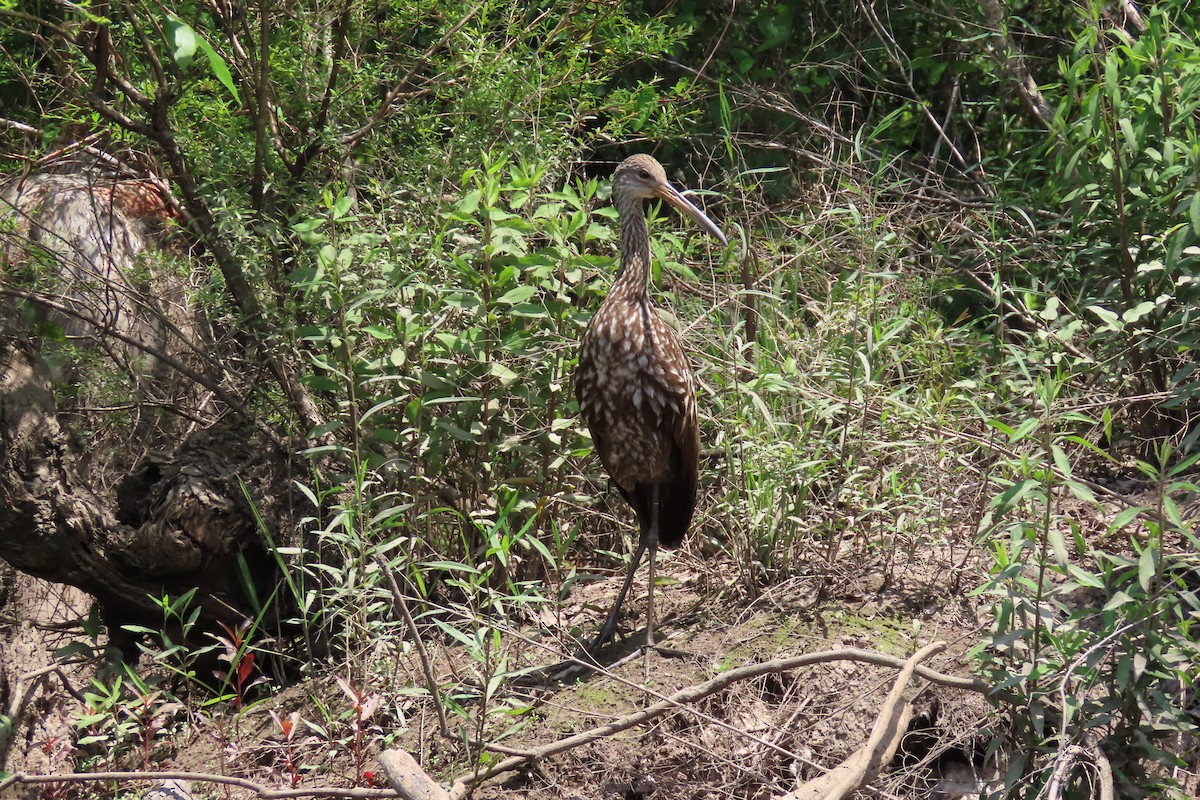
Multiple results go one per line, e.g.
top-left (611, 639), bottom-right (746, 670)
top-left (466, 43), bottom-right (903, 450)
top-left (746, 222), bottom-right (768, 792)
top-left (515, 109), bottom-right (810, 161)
top-left (643, 484), bottom-right (660, 682)
top-left (589, 534), bottom-right (648, 654)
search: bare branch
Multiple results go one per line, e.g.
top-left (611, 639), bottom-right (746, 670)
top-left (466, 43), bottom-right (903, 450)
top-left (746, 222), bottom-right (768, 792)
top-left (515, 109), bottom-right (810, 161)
top-left (338, 1), bottom-right (487, 150)
top-left (0, 8), bottom-right (74, 39)
top-left (377, 643), bottom-right (981, 799)
top-left (857, 0), bottom-right (992, 197)
top-left (0, 771), bottom-right (396, 800)
top-left (977, 0), bottom-right (1056, 131)
top-left (0, 286), bottom-right (281, 446)
top-left (779, 642), bottom-right (944, 800)
top-left (0, 117), bottom-right (39, 138)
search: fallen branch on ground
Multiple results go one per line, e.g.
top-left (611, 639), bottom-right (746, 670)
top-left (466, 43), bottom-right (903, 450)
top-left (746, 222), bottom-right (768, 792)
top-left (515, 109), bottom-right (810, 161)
top-left (0, 770), bottom-right (393, 799)
top-left (776, 641), bottom-right (944, 800)
top-left (381, 642), bottom-right (981, 800)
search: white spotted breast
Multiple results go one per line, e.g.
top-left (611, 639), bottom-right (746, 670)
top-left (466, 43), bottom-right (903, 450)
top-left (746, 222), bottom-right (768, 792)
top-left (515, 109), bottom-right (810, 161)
top-left (576, 295), bottom-right (696, 490)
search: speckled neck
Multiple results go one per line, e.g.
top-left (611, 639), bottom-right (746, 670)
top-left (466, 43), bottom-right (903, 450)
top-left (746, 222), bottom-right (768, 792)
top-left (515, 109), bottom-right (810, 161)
top-left (610, 190), bottom-right (651, 304)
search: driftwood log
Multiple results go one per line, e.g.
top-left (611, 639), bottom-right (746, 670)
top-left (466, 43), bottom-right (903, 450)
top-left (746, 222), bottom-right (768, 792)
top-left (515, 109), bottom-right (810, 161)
top-left (0, 167), bottom-right (294, 640)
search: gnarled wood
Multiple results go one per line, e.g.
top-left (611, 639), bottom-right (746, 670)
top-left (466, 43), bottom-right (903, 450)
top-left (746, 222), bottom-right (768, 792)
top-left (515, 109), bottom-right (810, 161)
top-left (0, 167), bottom-right (294, 640)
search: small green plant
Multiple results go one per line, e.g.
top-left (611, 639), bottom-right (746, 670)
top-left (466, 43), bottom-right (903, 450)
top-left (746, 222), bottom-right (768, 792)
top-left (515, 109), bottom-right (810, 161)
top-left (268, 710), bottom-right (304, 788)
top-left (74, 669), bottom-right (182, 772)
top-left (973, 374), bottom-right (1200, 797)
top-left (333, 677), bottom-right (382, 788)
top-left (1042, 6), bottom-right (1200, 411)
top-left (209, 619), bottom-right (266, 713)
top-left (121, 589), bottom-right (218, 698)
top-left (36, 734), bottom-right (77, 800)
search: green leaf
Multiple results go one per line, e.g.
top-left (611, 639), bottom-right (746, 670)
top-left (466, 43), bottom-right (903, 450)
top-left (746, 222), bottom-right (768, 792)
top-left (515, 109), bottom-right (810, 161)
top-left (993, 479), bottom-right (1036, 514)
top-left (1064, 480), bottom-right (1096, 503)
top-left (1050, 444), bottom-right (1072, 478)
top-left (1163, 495), bottom-right (1184, 529)
top-left (585, 222), bottom-right (614, 242)
top-left (1039, 296), bottom-right (1061, 321)
top-left (1168, 449), bottom-right (1200, 477)
top-left (301, 374), bottom-right (341, 392)
top-left (164, 18), bottom-right (198, 68)
top-left (433, 619), bottom-right (478, 649)
top-left (1068, 564), bottom-right (1105, 588)
top-left (1087, 304), bottom-right (1123, 331)
top-left (1118, 116), bottom-right (1137, 151)
top-left (423, 560), bottom-right (480, 574)
top-left (1110, 505), bottom-right (1147, 531)
top-left (166, 15), bottom-right (242, 104)
top-left (487, 361), bottom-right (519, 385)
top-left (1138, 546), bottom-right (1157, 593)
top-left (1122, 301), bottom-right (1157, 324)
top-left (495, 285), bottom-right (536, 305)
top-left (458, 189), bottom-right (482, 215)
top-left (362, 325), bottom-right (395, 340)
top-left (1047, 528), bottom-right (1070, 567)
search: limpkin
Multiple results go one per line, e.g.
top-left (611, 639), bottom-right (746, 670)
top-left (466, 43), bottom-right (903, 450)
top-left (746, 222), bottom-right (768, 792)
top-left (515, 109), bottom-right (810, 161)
top-left (575, 154), bottom-right (726, 667)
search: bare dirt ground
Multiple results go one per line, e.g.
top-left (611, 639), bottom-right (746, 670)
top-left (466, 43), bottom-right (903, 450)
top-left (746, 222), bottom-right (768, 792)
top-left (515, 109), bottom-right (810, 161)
top-left (1, 530), bottom-right (1004, 800)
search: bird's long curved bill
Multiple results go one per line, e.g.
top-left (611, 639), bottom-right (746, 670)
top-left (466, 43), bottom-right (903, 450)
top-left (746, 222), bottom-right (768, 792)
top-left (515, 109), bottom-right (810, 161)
top-left (655, 184), bottom-right (728, 247)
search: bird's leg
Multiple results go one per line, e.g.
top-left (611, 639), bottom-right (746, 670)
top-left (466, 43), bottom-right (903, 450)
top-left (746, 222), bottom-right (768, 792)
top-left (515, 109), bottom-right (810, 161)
top-left (643, 484), bottom-right (660, 682)
top-left (589, 534), bottom-right (648, 655)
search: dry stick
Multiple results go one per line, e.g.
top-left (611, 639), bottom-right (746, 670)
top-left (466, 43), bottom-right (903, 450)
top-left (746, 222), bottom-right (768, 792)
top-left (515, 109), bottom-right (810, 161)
top-left (380, 642), bottom-right (980, 799)
top-left (1116, 0), bottom-right (1146, 32)
top-left (0, 665), bottom-right (90, 765)
top-left (1048, 741), bottom-right (1117, 800)
top-left (778, 642), bottom-right (944, 800)
top-left (0, 771), bottom-right (394, 800)
top-left (1092, 745), bottom-right (1115, 800)
top-left (1045, 744), bottom-right (1086, 800)
top-left (379, 751), bottom-right (457, 800)
top-left (373, 555), bottom-right (452, 739)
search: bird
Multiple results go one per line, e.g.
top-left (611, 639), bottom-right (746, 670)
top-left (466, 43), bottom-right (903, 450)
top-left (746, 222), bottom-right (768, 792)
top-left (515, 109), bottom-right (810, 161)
top-left (574, 154), bottom-right (726, 670)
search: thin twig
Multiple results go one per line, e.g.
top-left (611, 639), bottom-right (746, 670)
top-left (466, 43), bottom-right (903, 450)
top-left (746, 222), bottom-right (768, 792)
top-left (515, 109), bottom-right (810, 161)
top-left (437, 642), bottom-right (979, 796)
top-left (0, 286), bottom-right (281, 446)
top-left (0, 666), bottom-right (89, 766)
top-left (373, 555), bottom-right (452, 739)
top-left (338, 2), bottom-right (486, 149)
top-left (0, 771), bottom-right (395, 799)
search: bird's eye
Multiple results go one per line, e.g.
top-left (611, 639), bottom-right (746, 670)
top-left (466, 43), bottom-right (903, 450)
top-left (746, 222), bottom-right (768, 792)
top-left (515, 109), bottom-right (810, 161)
top-left (638, 169), bottom-right (651, 180)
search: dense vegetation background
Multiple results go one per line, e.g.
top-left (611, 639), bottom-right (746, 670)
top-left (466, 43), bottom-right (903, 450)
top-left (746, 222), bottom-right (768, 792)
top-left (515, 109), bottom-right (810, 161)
top-left (1, 0), bottom-right (1199, 797)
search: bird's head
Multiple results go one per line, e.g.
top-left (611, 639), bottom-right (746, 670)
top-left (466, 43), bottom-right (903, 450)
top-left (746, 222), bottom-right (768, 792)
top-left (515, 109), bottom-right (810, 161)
top-left (612, 154), bottom-right (727, 246)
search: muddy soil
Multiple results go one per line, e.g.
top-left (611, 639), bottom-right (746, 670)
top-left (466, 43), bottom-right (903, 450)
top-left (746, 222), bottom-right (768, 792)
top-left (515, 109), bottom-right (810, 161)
top-left (1, 533), bottom-right (1006, 800)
